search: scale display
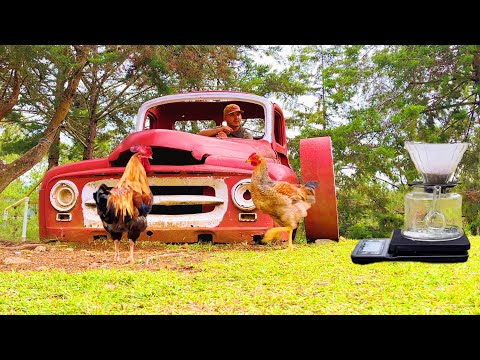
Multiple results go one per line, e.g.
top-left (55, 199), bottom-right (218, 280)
top-left (351, 233), bottom-right (469, 264)
top-left (351, 238), bottom-right (390, 264)
top-left (357, 240), bottom-right (386, 255)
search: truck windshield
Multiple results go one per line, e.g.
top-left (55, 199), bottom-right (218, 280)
top-left (174, 118), bottom-right (265, 139)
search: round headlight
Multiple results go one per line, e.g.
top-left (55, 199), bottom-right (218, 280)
top-left (231, 179), bottom-right (255, 211)
top-left (50, 180), bottom-right (79, 212)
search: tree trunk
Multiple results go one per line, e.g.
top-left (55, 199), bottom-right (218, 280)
top-left (83, 116), bottom-right (98, 160)
top-left (83, 85), bottom-right (100, 160)
top-left (0, 46), bottom-right (92, 194)
top-left (472, 46), bottom-right (480, 84)
top-left (47, 129), bottom-right (61, 169)
top-left (0, 68), bottom-right (22, 120)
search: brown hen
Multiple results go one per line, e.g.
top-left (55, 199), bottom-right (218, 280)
top-left (246, 152), bottom-right (318, 251)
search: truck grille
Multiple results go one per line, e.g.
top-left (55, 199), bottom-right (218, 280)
top-left (82, 177), bottom-right (228, 228)
top-left (150, 185), bottom-right (215, 214)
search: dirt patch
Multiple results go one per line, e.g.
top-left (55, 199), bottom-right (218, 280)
top-left (0, 239), bottom-right (270, 273)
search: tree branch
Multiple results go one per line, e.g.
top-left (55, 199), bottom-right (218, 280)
top-left (421, 101), bottom-right (480, 113)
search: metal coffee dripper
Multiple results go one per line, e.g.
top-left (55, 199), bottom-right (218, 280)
top-left (402, 142), bottom-right (468, 241)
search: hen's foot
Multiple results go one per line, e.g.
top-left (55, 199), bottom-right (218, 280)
top-left (262, 229), bottom-right (280, 243)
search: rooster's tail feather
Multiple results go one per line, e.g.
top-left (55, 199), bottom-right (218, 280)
top-left (94, 184), bottom-right (115, 222)
top-left (138, 202), bottom-right (153, 217)
top-left (303, 181), bottom-right (319, 190)
top-left (93, 184), bottom-right (109, 210)
top-left (301, 181), bottom-right (318, 205)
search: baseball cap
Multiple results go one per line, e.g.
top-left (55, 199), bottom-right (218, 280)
top-left (224, 104), bottom-right (244, 116)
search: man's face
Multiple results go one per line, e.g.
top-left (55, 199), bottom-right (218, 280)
top-left (225, 111), bottom-right (242, 127)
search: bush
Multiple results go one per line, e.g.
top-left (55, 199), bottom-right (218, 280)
top-left (346, 224), bottom-right (373, 239)
top-left (0, 178), bottom-right (39, 242)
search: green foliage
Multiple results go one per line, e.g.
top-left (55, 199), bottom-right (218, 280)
top-left (236, 47), bottom-right (310, 99)
top-left (346, 223), bottom-right (373, 239)
top-left (0, 121), bottom-right (44, 156)
top-left (0, 176), bottom-right (40, 242)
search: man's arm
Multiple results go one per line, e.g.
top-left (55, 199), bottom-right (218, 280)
top-left (244, 131), bottom-right (254, 139)
top-left (198, 125), bottom-right (232, 137)
top-left (198, 128), bottom-right (222, 137)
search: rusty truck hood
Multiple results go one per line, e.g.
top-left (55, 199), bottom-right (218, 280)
top-left (42, 129), bottom-right (280, 186)
top-left (108, 129), bottom-right (276, 164)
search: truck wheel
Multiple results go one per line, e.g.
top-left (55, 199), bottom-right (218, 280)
top-left (300, 136), bottom-right (339, 242)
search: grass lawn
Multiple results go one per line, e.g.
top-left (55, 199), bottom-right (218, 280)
top-left (0, 234), bottom-right (479, 315)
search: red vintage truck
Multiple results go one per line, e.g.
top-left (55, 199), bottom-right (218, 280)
top-left (39, 90), bottom-right (338, 244)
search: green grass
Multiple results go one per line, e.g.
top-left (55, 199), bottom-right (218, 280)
top-left (1, 234), bottom-right (480, 314)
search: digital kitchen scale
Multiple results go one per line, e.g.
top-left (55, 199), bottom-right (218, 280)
top-left (351, 229), bottom-right (470, 264)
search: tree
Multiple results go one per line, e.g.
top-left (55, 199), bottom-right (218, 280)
top-left (0, 45), bottom-right (93, 193)
top-left (0, 45), bottom-right (256, 194)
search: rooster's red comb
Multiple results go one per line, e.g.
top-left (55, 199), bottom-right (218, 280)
top-left (130, 145), bottom-right (152, 156)
top-left (131, 144), bottom-right (145, 153)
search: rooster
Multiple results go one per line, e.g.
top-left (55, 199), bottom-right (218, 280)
top-left (93, 145), bottom-right (153, 263)
top-left (246, 152), bottom-right (318, 251)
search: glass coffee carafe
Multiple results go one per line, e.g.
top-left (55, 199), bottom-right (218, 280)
top-left (402, 142), bottom-right (468, 241)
